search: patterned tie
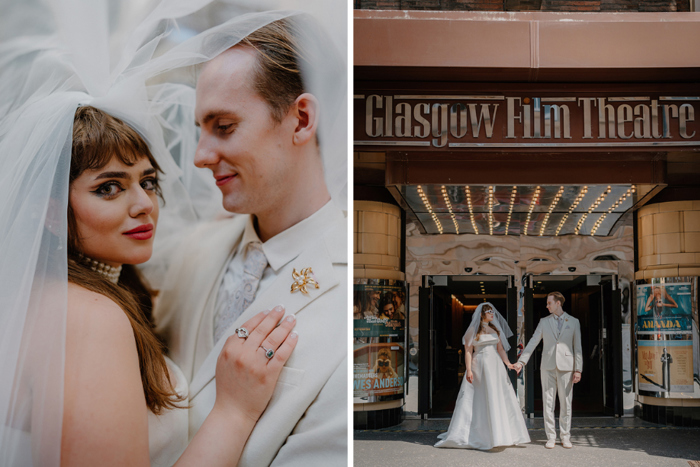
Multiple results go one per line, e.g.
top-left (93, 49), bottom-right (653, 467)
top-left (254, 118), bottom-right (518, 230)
top-left (214, 242), bottom-right (268, 343)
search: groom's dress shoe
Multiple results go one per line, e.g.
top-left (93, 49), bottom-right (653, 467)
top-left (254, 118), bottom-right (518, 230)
top-left (562, 439), bottom-right (573, 449)
top-left (545, 440), bottom-right (556, 449)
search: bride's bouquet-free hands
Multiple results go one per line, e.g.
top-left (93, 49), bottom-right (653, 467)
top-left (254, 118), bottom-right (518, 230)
top-left (214, 306), bottom-right (298, 424)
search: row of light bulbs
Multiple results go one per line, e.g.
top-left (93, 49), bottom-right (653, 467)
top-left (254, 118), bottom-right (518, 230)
top-left (441, 186), bottom-right (460, 234)
top-left (417, 185), bottom-right (443, 234)
top-left (555, 186), bottom-right (588, 236)
top-left (505, 186), bottom-right (517, 236)
top-left (540, 186), bottom-right (564, 236)
top-left (590, 185), bottom-right (636, 236)
top-left (487, 186), bottom-right (495, 236)
top-left (522, 186), bottom-right (541, 236)
top-left (465, 186), bottom-right (479, 235)
top-left (415, 185), bottom-right (634, 236)
top-left (452, 294), bottom-right (464, 307)
top-left (574, 186), bottom-right (611, 235)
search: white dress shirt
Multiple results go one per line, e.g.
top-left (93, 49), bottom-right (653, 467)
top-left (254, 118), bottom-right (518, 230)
top-left (553, 313), bottom-right (564, 335)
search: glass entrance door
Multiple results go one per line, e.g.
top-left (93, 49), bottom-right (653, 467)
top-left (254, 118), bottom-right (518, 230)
top-left (419, 275), bottom-right (517, 418)
top-left (523, 275), bottom-right (622, 417)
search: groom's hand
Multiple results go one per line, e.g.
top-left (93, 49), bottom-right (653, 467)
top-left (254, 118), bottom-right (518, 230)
top-left (572, 371), bottom-right (581, 384)
top-left (514, 362), bottom-right (523, 375)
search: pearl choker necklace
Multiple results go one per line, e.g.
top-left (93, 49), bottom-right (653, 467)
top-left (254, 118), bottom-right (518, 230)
top-left (73, 254), bottom-right (122, 284)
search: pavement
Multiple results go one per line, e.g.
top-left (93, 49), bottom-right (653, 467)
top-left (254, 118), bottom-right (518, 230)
top-left (354, 418), bottom-right (700, 467)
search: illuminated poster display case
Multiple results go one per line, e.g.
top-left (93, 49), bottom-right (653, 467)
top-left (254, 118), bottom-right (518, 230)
top-left (634, 277), bottom-right (700, 399)
top-left (353, 278), bottom-right (407, 404)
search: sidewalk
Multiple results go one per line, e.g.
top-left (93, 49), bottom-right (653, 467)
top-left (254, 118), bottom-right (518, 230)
top-left (354, 418), bottom-right (700, 467)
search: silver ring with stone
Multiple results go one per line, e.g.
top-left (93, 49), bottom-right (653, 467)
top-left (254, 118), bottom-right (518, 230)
top-left (260, 345), bottom-right (275, 359)
top-left (234, 327), bottom-right (249, 339)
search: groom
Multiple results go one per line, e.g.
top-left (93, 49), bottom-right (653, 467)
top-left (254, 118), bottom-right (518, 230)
top-left (153, 19), bottom-right (347, 465)
top-left (514, 291), bottom-right (582, 449)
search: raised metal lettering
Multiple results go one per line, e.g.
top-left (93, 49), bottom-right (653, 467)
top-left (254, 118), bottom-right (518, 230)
top-left (366, 95), bottom-right (383, 137)
top-left (413, 103), bottom-right (430, 138)
top-left (634, 104), bottom-right (651, 139)
top-left (395, 102), bottom-right (412, 137)
top-left (578, 98), bottom-right (594, 139)
top-left (679, 103), bottom-right (695, 138)
top-left (432, 103), bottom-right (448, 147)
top-left (450, 103), bottom-right (468, 138)
top-left (506, 97), bottom-right (521, 139)
top-left (617, 104), bottom-right (633, 139)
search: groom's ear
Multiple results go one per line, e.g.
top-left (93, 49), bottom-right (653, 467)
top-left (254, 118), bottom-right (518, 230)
top-left (290, 93), bottom-right (319, 146)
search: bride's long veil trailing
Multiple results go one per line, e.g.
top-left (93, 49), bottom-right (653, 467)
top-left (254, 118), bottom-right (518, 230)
top-left (0, 1), bottom-right (346, 465)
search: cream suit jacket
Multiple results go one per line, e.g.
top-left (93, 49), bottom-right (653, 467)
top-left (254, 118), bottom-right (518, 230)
top-left (153, 212), bottom-right (347, 467)
top-left (518, 312), bottom-right (583, 373)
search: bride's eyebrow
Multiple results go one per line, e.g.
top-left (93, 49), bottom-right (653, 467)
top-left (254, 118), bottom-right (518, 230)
top-left (95, 171), bottom-right (129, 180)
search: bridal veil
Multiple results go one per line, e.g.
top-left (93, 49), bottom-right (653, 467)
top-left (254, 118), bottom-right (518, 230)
top-left (462, 302), bottom-right (514, 352)
top-left (0, 1), bottom-right (346, 464)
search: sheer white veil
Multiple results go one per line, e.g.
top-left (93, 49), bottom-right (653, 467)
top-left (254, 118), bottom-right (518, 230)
top-left (0, 1), bottom-right (346, 465)
top-left (462, 302), bottom-right (514, 352)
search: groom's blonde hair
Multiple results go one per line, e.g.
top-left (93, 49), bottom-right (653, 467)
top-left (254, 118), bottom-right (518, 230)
top-left (240, 18), bottom-right (306, 123)
top-left (548, 291), bottom-right (565, 306)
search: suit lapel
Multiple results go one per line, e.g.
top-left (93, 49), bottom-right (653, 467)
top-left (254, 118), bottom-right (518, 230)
top-left (559, 312), bottom-right (571, 340)
top-left (189, 236), bottom-right (338, 399)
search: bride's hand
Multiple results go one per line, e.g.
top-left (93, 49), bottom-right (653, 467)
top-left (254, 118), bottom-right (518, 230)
top-left (214, 305), bottom-right (298, 423)
top-left (506, 362), bottom-right (515, 370)
top-left (466, 370), bottom-right (474, 383)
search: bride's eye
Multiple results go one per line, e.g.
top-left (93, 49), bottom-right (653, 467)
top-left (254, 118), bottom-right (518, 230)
top-left (141, 177), bottom-right (158, 191)
top-left (93, 182), bottom-right (123, 198)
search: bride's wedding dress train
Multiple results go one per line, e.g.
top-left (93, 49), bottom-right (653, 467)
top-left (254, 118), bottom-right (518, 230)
top-left (435, 334), bottom-right (530, 450)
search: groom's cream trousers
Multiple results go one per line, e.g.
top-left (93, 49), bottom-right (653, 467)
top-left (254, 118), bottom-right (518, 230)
top-left (541, 369), bottom-right (574, 441)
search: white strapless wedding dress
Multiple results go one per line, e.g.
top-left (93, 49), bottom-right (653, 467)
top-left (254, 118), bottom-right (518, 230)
top-left (148, 356), bottom-right (189, 466)
top-left (435, 334), bottom-right (530, 450)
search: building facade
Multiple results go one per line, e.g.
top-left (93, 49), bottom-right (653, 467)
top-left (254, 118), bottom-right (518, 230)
top-left (353, 6), bottom-right (700, 428)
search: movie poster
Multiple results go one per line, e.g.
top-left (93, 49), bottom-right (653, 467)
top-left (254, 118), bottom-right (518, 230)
top-left (636, 283), bottom-right (693, 334)
top-left (353, 283), bottom-right (406, 338)
top-left (638, 340), bottom-right (694, 393)
top-left (354, 343), bottom-right (405, 398)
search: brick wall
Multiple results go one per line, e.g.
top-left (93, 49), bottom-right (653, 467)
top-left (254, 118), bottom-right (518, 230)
top-left (355, 0), bottom-right (689, 11)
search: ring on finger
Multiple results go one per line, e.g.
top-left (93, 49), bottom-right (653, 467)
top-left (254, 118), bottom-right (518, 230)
top-left (235, 327), bottom-right (250, 339)
top-left (260, 345), bottom-right (275, 359)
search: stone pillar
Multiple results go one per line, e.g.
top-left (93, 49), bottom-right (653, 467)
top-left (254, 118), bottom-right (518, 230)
top-left (635, 201), bottom-right (700, 426)
top-left (354, 201), bottom-right (406, 429)
top-left (354, 201), bottom-right (404, 281)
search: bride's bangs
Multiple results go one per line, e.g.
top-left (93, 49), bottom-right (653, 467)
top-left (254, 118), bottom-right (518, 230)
top-left (70, 106), bottom-right (162, 183)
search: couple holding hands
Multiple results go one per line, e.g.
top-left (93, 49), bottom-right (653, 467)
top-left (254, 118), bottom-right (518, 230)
top-left (435, 292), bottom-right (583, 451)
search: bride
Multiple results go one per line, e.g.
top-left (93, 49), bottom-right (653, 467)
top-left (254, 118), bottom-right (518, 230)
top-left (0, 2), bottom-right (342, 465)
top-left (63, 105), bottom-right (297, 466)
top-left (435, 302), bottom-right (530, 450)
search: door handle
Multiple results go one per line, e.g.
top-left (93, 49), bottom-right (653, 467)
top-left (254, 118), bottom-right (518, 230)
top-left (589, 344), bottom-right (598, 360)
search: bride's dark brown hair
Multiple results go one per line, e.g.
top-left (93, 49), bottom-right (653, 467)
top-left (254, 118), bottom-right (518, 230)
top-left (67, 106), bottom-right (184, 414)
top-left (475, 304), bottom-right (500, 342)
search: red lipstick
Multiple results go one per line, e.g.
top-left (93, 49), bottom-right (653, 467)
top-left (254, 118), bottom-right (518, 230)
top-left (123, 223), bottom-right (154, 240)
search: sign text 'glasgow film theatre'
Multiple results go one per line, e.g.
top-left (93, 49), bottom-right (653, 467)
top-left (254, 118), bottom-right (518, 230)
top-left (356, 95), bottom-right (700, 148)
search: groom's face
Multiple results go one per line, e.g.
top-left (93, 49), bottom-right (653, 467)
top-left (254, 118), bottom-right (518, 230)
top-left (546, 295), bottom-right (561, 314)
top-left (194, 46), bottom-right (297, 215)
